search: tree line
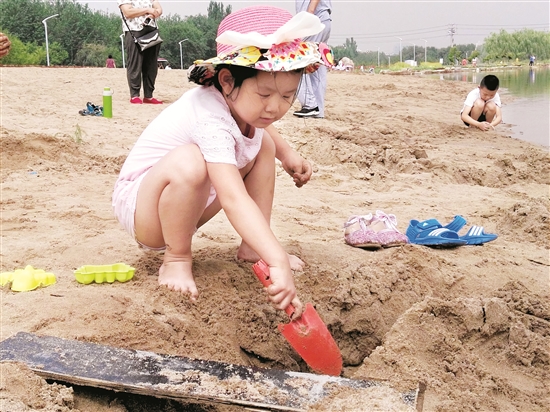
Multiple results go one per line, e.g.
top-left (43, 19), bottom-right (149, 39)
top-left (335, 30), bottom-right (549, 68)
top-left (0, 0), bottom-right (548, 68)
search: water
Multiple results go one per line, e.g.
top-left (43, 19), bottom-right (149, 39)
top-left (430, 67), bottom-right (550, 148)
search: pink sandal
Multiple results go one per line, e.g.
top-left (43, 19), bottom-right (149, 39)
top-left (344, 214), bottom-right (381, 249)
top-left (344, 211), bottom-right (409, 249)
top-left (369, 210), bottom-right (409, 247)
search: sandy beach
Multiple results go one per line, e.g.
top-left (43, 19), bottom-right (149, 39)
top-left (1, 67), bottom-right (548, 411)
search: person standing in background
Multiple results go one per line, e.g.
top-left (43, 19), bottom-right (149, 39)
top-left (106, 54), bottom-right (116, 68)
top-left (0, 32), bottom-right (11, 58)
top-left (119, 0), bottom-right (164, 104)
top-left (293, 0), bottom-right (332, 118)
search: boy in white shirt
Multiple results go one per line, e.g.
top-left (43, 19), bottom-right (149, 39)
top-left (461, 74), bottom-right (502, 131)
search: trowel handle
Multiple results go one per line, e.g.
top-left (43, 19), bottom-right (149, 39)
top-left (252, 260), bottom-right (295, 318)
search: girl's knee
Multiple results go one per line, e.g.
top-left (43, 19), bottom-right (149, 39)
top-left (164, 145), bottom-right (208, 185)
top-left (240, 134), bottom-right (276, 178)
top-left (169, 144), bottom-right (204, 164)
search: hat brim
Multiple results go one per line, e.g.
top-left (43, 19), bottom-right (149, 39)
top-left (189, 41), bottom-right (333, 86)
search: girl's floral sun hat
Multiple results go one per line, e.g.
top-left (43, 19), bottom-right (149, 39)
top-left (188, 6), bottom-right (334, 86)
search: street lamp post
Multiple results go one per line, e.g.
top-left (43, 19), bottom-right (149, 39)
top-left (377, 47), bottom-right (380, 66)
top-left (388, 55), bottom-right (391, 66)
top-left (422, 39), bottom-right (427, 63)
top-left (395, 37), bottom-right (402, 62)
top-left (119, 33), bottom-right (126, 69)
top-left (178, 38), bottom-right (189, 70)
top-left (42, 14), bottom-right (59, 67)
top-left (410, 42), bottom-right (416, 65)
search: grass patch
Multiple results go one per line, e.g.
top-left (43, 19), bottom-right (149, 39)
top-left (417, 62), bottom-right (444, 70)
top-left (385, 62), bottom-right (445, 71)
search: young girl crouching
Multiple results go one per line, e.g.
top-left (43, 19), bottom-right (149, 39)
top-left (112, 6), bottom-right (333, 318)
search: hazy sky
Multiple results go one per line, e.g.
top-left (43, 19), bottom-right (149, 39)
top-left (83, 1), bottom-right (550, 53)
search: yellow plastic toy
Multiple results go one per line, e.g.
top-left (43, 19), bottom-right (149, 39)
top-left (74, 263), bottom-right (135, 285)
top-left (0, 265), bottom-right (57, 292)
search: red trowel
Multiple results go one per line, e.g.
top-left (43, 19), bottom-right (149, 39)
top-left (252, 260), bottom-right (343, 376)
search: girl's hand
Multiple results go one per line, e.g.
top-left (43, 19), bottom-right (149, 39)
top-left (288, 296), bottom-right (305, 320)
top-left (265, 125), bottom-right (311, 187)
top-left (265, 265), bottom-right (304, 318)
top-left (280, 151), bottom-right (312, 188)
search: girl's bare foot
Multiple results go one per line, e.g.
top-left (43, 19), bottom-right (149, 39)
top-left (236, 242), bottom-right (305, 271)
top-left (287, 254), bottom-right (305, 271)
top-left (158, 260), bottom-right (199, 301)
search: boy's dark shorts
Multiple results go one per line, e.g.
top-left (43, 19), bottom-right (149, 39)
top-left (464, 112), bottom-right (486, 126)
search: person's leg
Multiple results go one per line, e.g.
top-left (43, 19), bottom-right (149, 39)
top-left (297, 67), bottom-right (326, 117)
top-left (313, 65), bottom-right (327, 117)
top-left (484, 101), bottom-right (497, 122)
top-left (235, 133), bottom-right (305, 270)
top-left (469, 98), bottom-right (486, 122)
top-left (142, 44), bottom-right (160, 99)
top-left (124, 33), bottom-right (143, 99)
top-left (313, 20), bottom-right (331, 118)
top-left (295, 20), bottom-right (331, 117)
top-left (134, 144), bottom-right (211, 300)
top-left (296, 73), bottom-right (318, 111)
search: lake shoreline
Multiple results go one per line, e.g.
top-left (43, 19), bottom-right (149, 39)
top-left (379, 63), bottom-right (550, 76)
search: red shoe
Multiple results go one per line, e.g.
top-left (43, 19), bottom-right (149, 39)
top-left (143, 97), bottom-right (163, 104)
top-left (130, 97), bottom-right (143, 104)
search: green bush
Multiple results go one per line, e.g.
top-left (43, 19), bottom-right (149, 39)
top-left (47, 42), bottom-right (69, 65)
top-left (75, 43), bottom-right (110, 67)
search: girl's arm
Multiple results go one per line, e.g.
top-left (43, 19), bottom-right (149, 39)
top-left (207, 162), bottom-right (300, 312)
top-left (265, 124), bottom-right (312, 188)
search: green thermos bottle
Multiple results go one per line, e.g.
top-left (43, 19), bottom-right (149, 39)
top-left (103, 87), bottom-right (113, 118)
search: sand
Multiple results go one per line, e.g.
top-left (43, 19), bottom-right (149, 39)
top-left (0, 67), bottom-right (548, 412)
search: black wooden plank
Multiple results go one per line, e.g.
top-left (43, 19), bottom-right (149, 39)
top-left (0, 332), bottom-right (420, 411)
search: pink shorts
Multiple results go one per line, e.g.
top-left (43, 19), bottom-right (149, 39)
top-left (112, 172), bottom-right (216, 250)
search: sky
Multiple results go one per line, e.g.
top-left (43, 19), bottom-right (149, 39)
top-left (83, 1), bottom-right (550, 54)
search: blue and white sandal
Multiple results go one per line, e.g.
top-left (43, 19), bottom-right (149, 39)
top-left (443, 216), bottom-right (498, 245)
top-left (407, 216), bottom-right (498, 247)
top-left (406, 219), bottom-right (467, 247)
